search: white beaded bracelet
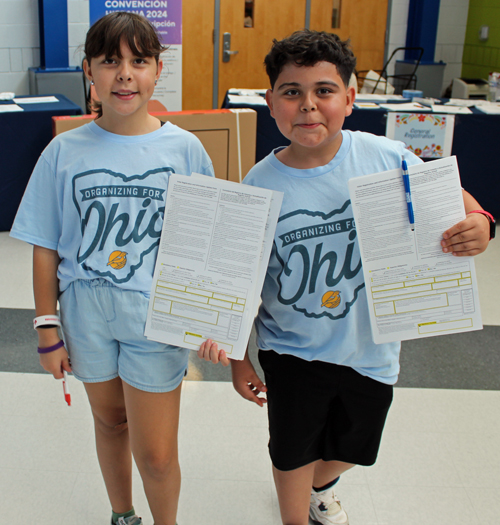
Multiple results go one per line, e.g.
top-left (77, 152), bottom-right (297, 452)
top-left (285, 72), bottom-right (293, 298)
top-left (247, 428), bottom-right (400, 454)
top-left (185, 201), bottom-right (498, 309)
top-left (33, 315), bottom-right (62, 330)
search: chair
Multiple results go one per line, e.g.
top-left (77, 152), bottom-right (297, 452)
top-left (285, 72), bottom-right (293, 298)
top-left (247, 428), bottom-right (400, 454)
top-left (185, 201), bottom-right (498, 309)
top-left (357, 47), bottom-right (424, 95)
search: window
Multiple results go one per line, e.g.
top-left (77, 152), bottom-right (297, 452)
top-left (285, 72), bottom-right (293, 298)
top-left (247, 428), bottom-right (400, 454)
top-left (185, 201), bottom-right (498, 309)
top-left (332, 0), bottom-right (341, 29)
top-left (244, 0), bottom-right (254, 28)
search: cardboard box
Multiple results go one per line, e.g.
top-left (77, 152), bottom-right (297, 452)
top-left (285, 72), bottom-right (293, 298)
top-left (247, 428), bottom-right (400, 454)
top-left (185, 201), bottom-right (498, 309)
top-left (52, 109), bottom-right (257, 183)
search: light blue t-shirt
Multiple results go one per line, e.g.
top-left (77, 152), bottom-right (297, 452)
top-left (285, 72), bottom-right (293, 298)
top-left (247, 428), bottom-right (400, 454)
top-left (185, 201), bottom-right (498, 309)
top-left (11, 121), bottom-right (214, 293)
top-left (243, 130), bottom-right (422, 384)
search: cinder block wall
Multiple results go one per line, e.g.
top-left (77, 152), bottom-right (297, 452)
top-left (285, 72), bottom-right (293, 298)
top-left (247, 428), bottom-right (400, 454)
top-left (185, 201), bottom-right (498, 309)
top-left (462, 0), bottom-right (500, 79)
top-left (0, 0), bottom-right (89, 95)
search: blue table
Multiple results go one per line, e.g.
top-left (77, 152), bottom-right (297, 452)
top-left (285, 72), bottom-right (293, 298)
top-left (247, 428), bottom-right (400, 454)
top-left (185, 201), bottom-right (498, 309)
top-left (223, 94), bottom-right (500, 219)
top-left (0, 94), bottom-right (82, 231)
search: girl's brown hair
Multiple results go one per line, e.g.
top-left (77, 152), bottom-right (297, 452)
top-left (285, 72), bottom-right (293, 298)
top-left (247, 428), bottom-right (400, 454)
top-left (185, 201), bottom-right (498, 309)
top-left (84, 12), bottom-right (166, 117)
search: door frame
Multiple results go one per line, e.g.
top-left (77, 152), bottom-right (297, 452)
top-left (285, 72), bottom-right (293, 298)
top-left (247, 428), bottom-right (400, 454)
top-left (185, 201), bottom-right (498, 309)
top-left (213, 0), bottom-right (221, 109)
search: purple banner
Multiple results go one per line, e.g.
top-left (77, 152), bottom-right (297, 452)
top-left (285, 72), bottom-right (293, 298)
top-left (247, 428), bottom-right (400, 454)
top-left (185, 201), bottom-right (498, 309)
top-left (89, 1), bottom-right (182, 45)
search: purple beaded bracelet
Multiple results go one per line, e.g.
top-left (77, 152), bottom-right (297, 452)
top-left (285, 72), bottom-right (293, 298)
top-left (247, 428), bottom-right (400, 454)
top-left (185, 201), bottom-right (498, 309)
top-left (37, 340), bottom-right (65, 354)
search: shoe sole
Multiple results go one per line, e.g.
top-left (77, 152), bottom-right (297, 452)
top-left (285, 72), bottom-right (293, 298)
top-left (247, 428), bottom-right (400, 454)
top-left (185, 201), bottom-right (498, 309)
top-left (309, 513), bottom-right (349, 525)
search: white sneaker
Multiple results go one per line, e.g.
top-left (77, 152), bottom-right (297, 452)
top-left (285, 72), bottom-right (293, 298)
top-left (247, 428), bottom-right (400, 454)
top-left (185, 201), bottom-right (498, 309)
top-left (309, 487), bottom-right (349, 525)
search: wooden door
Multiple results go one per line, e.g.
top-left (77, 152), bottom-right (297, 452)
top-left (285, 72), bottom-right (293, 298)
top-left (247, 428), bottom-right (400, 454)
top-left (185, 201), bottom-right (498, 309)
top-left (182, 0), bottom-right (215, 110)
top-left (309, 0), bottom-right (388, 73)
top-left (217, 0), bottom-right (307, 107)
top-left (182, 0), bottom-right (389, 110)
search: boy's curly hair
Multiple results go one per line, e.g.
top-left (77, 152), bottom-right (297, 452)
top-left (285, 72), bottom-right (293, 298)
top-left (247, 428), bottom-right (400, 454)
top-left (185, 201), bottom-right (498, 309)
top-left (265, 29), bottom-right (356, 89)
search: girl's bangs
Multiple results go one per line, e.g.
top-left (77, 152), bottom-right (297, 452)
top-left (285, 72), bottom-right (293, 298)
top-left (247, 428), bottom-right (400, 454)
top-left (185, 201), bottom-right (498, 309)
top-left (86, 14), bottom-right (163, 60)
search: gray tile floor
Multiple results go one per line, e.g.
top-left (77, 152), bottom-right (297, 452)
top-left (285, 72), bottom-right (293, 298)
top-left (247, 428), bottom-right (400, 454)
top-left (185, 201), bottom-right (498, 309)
top-left (1, 232), bottom-right (499, 524)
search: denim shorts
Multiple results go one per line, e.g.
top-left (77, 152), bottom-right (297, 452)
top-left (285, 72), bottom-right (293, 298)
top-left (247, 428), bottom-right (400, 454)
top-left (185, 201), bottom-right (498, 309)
top-left (59, 279), bottom-right (189, 393)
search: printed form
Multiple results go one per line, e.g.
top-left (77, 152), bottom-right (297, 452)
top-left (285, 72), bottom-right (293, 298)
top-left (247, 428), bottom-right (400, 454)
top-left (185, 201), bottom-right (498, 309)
top-left (348, 156), bottom-right (483, 344)
top-left (145, 174), bottom-right (282, 360)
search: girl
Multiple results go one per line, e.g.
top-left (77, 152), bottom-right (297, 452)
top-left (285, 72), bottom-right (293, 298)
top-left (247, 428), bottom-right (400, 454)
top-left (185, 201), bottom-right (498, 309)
top-left (10, 12), bottom-right (214, 525)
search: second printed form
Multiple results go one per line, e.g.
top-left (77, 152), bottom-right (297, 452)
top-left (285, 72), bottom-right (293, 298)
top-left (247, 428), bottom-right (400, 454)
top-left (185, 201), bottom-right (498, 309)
top-left (349, 157), bottom-right (482, 345)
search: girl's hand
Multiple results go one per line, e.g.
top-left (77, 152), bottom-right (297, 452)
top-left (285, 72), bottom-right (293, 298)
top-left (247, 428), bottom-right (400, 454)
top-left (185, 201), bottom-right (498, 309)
top-left (441, 212), bottom-right (490, 256)
top-left (39, 346), bottom-right (71, 379)
top-left (231, 354), bottom-right (267, 407)
top-left (197, 339), bottom-right (230, 366)
top-left (37, 328), bottom-right (71, 379)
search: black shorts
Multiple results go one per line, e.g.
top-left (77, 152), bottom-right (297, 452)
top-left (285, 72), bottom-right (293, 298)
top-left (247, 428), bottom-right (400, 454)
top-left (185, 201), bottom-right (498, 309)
top-left (259, 349), bottom-right (394, 472)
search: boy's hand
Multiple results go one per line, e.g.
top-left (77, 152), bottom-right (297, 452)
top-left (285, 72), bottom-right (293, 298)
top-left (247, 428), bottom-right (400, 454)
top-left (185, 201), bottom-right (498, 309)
top-left (197, 339), bottom-right (230, 366)
top-left (441, 212), bottom-right (490, 256)
top-left (231, 354), bottom-right (267, 407)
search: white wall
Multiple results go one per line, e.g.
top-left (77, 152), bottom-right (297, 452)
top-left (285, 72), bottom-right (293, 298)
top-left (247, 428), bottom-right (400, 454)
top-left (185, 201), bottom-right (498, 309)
top-left (0, 0), bottom-right (88, 96)
top-left (0, 0), bottom-right (39, 94)
top-left (386, 0), bottom-right (411, 77)
top-left (435, 0), bottom-right (470, 94)
top-left (385, 0), bottom-right (470, 96)
top-left (0, 0), bottom-right (469, 98)
top-left (68, 0), bottom-right (90, 69)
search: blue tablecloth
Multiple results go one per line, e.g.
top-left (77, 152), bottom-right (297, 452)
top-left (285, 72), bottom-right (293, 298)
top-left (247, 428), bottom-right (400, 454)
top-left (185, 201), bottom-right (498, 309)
top-left (223, 94), bottom-right (500, 219)
top-left (0, 94), bottom-right (82, 231)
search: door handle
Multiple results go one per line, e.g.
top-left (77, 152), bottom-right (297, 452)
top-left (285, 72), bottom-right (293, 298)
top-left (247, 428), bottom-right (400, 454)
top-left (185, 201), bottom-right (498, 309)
top-left (222, 32), bottom-right (239, 63)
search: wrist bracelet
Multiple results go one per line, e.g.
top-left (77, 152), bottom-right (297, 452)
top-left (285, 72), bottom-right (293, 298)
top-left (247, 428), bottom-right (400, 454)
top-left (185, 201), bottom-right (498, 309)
top-left (469, 210), bottom-right (494, 222)
top-left (33, 315), bottom-right (61, 330)
top-left (37, 340), bottom-right (65, 354)
top-left (468, 210), bottom-right (496, 240)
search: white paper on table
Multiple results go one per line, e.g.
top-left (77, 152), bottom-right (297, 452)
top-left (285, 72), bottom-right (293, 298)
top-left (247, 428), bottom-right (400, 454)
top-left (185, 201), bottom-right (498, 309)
top-left (474, 102), bottom-right (500, 114)
top-left (430, 105), bottom-right (472, 114)
top-left (348, 156), bottom-right (482, 344)
top-left (13, 96), bottom-right (59, 104)
top-left (354, 94), bottom-right (406, 102)
top-left (145, 173), bottom-right (283, 360)
top-left (354, 102), bottom-right (380, 109)
top-left (379, 102), bottom-right (432, 112)
top-left (228, 88), bottom-right (267, 96)
top-left (445, 98), bottom-right (477, 107)
top-left (227, 94), bottom-right (267, 105)
top-left (0, 104), bottom-right (23, 113)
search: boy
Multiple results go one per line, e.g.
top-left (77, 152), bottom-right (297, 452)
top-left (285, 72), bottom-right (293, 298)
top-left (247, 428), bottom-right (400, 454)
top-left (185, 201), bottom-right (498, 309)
top-left (199, 30), bottom-right (492, 524)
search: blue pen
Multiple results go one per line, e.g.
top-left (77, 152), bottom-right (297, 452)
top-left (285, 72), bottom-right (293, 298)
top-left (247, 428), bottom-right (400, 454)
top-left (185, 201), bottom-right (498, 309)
top-left (401, 156), bottom-right (415, 231)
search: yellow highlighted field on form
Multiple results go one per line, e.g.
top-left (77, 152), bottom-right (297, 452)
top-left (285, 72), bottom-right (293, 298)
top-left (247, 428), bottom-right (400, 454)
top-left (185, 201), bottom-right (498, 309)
top-left (418, 318), bottom-right (473, 334)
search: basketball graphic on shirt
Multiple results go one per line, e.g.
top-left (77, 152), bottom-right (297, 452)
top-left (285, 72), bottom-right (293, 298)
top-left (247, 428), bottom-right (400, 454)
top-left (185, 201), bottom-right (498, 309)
top-left (274, 200), bottom-right (364, 321)
top-left (107, 251), bottom-right (127, 269)
top-left (73, 167), bottom-right (172, 284)
top-left (321, 290), bottom-right (341, 309)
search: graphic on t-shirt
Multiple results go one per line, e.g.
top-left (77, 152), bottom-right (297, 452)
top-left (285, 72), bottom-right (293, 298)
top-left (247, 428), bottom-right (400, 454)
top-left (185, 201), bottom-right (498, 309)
top-left (107, 250), bottom-right (128, 270)
top-left (275, 200), bottom-right (365, 320)
top-left (321, 290), bottom-right (341, 309)
top-left (72, 167), bottom-right (174, 283)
